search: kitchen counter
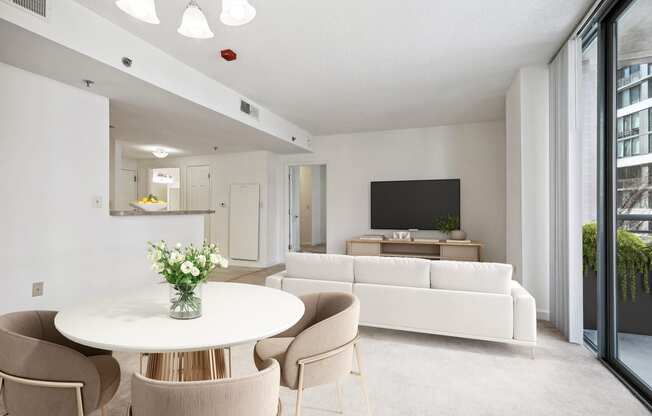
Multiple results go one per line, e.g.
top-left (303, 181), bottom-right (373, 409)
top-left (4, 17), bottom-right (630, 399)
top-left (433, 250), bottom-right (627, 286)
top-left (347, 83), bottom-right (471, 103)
top-left (110, 209), bottom-right (215, 217)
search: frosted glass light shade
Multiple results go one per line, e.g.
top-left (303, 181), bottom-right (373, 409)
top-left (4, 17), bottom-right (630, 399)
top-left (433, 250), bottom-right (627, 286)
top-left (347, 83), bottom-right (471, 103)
top-left (152, 148), bottom-right (169, 158)
top-left (178, 1), bottom-right (215, 39)
top-left (220, 0), bottom-right (256, 26)
top-left (115, 0), bottom-right (160, 24)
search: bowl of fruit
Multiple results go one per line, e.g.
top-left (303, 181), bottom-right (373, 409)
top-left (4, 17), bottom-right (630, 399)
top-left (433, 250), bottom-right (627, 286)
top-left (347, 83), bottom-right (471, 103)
top-left (130, 195), bottom-right (168, 212)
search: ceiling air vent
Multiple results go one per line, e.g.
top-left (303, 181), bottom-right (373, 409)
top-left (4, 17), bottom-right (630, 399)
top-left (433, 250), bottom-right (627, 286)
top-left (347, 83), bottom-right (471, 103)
top-left (5, 0), bottom-right (48, 18)
top-left (240, 99), bottom-right (259, 120)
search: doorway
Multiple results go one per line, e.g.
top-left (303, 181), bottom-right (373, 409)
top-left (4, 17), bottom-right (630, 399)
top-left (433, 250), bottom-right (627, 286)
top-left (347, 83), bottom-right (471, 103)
top-left (288, 164), bottom-right (327, 253)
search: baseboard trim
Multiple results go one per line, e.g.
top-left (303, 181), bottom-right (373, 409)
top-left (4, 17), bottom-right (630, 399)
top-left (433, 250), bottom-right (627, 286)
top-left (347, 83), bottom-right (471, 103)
top-left (537, 309), bottom-right (550, 321)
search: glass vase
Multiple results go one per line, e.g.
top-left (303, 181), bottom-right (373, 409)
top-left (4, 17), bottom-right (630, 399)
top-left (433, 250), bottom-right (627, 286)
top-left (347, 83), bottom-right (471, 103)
top-left (169, 282), bottom-right (203, 319)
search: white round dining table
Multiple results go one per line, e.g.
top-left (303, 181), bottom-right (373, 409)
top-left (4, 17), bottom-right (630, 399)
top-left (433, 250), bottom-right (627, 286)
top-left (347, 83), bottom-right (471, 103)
top-left (54, 282), bottom-right (304, 381)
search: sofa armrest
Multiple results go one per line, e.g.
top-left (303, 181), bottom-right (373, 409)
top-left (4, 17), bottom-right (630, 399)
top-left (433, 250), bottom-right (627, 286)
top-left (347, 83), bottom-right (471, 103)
top-left (510, 280), bottom-right (537, 343)
top-left (266, 271), bottom-right (286, 289)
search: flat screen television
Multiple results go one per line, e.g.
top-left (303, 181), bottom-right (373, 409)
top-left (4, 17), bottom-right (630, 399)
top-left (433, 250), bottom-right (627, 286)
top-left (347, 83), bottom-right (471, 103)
top-left (370, 179), bottom-right (460, 230)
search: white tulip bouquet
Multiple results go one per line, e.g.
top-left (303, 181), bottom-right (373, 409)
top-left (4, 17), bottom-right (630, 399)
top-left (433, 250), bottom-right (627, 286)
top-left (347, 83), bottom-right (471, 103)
top-left (147, 241), bottom-right (228, 319)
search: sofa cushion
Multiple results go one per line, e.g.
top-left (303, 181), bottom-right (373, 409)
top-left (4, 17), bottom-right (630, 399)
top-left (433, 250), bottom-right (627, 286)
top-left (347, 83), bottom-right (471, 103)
top-left (354, 256), bottom-right (431, 288)
top-left (430, 261), bottom-right (512, 295)
top-left (286, 253), bottom-right (354, 283)
top-left (282, 278), bottom-right (353, 297)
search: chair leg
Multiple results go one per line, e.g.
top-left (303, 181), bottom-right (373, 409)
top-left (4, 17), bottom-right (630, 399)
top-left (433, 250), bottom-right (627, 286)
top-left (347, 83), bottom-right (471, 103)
top-left (101, 405), bottom-right (108, 416)
top-left (227, 347), bottom-right (232, 378)
top-left (295, 364), bottom-right (305, 416)
top-left (354, 342), bottom-right (372, 416)
top-left (75, 386), bottom-right (84, 416)
top-left (335, 380), bottom-right (344, 414)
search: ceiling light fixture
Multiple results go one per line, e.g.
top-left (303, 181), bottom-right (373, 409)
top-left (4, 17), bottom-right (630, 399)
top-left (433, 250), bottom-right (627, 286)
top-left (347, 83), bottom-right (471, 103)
top-left (115, 0), bottom-right (160, 24)
top-left (220, 0), bottom-right (256, 26)
top-left (152, 148), bottom-right (169, 159)
top-left (178, 1), bottom-right (215, 39)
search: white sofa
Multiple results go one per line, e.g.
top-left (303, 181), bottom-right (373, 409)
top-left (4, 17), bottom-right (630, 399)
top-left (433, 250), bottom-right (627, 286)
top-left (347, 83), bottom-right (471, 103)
top-left (267, 253), bottom-right (537, 351)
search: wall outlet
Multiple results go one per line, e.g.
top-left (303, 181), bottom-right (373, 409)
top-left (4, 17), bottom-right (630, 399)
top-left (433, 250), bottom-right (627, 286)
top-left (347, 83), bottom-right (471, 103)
top-left (32, 281), bottom-right (44, 297)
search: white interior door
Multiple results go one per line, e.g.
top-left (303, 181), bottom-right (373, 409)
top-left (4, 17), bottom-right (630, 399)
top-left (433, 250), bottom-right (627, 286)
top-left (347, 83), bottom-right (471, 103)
top-left (229, 183), bottom-right (260, 261)
top-left (187, 165), bottom-right (212, 242)
top-left (118, 169), bottom-right (137, 210)
top-left (289, 166), bottom-right (301, 252)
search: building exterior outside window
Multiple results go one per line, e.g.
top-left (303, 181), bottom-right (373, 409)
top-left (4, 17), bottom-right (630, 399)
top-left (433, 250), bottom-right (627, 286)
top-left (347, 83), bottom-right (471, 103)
top-left (616, 62), bottom-right (652, 237)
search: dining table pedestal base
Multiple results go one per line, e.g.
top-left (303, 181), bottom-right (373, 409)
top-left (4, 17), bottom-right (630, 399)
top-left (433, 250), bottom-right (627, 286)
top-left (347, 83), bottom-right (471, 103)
top-left (143, 349), bottom-right (228, 381)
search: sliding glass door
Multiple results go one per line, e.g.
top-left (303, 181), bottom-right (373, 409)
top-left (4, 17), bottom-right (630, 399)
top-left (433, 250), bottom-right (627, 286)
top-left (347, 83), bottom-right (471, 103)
top-left (598, 0), bottom-right (652, 404)
top-left (611, 0), bottom-right (652, 393)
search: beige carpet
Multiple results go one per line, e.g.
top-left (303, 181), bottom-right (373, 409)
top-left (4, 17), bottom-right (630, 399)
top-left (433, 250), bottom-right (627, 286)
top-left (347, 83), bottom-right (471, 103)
top-left (98, 323), bottom-right (649, 416)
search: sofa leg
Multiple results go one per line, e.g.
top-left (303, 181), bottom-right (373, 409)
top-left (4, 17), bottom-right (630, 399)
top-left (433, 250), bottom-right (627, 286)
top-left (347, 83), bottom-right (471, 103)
top-left (295, 364), bottom-right (305, 416)
top-left (335, 381), bottom-right (344, 414)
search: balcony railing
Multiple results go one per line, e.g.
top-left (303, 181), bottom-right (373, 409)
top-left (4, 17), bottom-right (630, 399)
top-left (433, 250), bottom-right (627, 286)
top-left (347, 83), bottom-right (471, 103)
top-left (617, 72), bottom-right (643, 89)
top-left (617, 128), bottom-right (640, 139)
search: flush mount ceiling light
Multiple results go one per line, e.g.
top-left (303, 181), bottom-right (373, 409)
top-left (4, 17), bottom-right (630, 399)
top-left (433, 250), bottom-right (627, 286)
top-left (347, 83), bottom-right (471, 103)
top-left (220, 0), bottom-right (256, 26)
top-left (152, 148), bottom-right (169, 158)
top-left (178, 0), bottom-right (215, 39)
top-left (115, 0), bottom-right (160, 24)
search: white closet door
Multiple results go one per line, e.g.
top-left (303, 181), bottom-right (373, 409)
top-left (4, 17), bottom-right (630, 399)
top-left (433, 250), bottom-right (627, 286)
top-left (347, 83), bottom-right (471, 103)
top-left (229, 183), bottom-right (260, 261)
top-left (187, 165), bottom-right (212, 242)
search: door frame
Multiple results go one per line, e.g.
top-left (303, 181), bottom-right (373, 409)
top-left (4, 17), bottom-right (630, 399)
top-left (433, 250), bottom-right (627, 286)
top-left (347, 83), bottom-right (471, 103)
top-left (284, 161), bottom-right (328, 257)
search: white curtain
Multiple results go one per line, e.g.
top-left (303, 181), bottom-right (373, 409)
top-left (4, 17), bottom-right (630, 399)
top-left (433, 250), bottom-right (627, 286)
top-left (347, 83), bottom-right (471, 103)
top-left (549, 38), bottom-right (583, 344)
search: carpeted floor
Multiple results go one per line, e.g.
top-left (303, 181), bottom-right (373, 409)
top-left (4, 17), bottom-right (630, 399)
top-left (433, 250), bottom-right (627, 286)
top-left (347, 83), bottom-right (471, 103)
top-left (101, 322), bottom-right (650, 416)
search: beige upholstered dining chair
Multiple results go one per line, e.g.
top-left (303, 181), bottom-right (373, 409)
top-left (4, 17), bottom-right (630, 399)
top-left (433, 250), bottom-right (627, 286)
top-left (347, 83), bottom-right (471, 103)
top-left (130, 358), bottom-right (282, 416)
top-left (0, 311), bottom-right (120, 416)
top-left (254, 292), bottom-right (371, 416)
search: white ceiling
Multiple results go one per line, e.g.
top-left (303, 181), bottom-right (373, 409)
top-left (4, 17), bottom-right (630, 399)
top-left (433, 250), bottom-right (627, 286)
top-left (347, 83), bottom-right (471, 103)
top-left (75, 0), bottom-right (592, 135)
top-left (0, 20), bottom-right (308, 159)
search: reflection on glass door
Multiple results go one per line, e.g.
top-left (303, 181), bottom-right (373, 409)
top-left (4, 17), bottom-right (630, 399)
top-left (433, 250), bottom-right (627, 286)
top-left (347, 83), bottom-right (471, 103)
top-left (613, 0), bottom-right (652, 391)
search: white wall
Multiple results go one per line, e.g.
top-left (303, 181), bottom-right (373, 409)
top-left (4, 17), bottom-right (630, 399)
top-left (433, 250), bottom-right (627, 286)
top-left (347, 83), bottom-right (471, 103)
top-left (279, 121), bottom-right (507, 262)
top-left (506, 71), bottom-right (524, 284)
top-left (506, 66), bottom-right (551, 320)
top-left (137, 151), bottom-right (277, 267)
top-left (0, 63), bottom-right (204, 313)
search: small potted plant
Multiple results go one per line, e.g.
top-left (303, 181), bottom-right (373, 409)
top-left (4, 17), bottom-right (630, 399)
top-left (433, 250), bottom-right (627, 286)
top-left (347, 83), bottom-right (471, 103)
top-left (434, 215), bottom-right (466, 240)
top-left (147, 241), bottom-right (228, 319)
